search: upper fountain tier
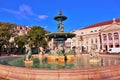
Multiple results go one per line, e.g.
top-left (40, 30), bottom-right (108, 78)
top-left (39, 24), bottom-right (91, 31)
top-left (46, 11), bottom-right (75, 41)
top-left (54, 11), bottom-right (67, 32)
top-left (54, 11), bottom-right (67, 21)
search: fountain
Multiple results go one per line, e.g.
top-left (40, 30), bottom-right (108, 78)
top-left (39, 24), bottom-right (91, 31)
top-left (0, 11), bottom-right (120, 80)
top-left (46, 11), bottom-right (76, 62)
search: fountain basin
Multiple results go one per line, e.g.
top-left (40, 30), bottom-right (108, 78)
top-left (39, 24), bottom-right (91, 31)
top-left (0, 54), bottom-right (120, 80)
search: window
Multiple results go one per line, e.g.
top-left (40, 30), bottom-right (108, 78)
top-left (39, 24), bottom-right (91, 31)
top-left (115, 45), bottom-right (119, 47)
top-left (103, 34), bottom-right (107, 41)
top-left (91, 31), bottom-right (93, 32)
top-left (81, 32), bottom-right (84, 34)
top-left (20, 27), bottom-right (22, 29)
top-left (108, 33), bottom-right (112, 40)
top-left (95, 38), bottom-right (97, 43)
top-left (109, 45), bottom-right (113, 48)
top-left (91, 39), bottom-right (93, 44)
top-left (114, 32), bottom-right (119, 40)
top-left (94, 30), bottom-right (97, 32)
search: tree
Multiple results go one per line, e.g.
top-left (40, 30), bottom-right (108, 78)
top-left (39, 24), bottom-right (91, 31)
top-left (28, 26), bottom-right (48, 48)
top-left (0, 22), bottom-right (17, 46)
top-left (15, 36), bottom-right (27, 48)
top-left (13, 35), bottom-right (27, 55)
top-left (0, 22), bottom-right (17, 55)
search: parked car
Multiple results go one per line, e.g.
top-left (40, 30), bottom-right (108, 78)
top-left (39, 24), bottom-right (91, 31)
top-left (108, 48), bottom-right (120, 54)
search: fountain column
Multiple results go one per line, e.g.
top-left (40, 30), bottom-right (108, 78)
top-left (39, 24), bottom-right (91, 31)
top-left (46, 11), bottom-right (76, 59)
top-left (54, 11), bottom-right (67, 49)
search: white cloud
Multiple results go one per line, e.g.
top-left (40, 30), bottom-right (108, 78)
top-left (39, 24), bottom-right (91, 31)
top-left (42, 26), bottom-right (48, 29)
top-left (38, 15), bottom-right (48, 19)
top-left (19, 4), bottom-right (35, 16)
top-left (2, 8), bottom-right (28, 19)
top-left (2, 8), bottom-right (19, 14)
top-left (1, 4), bottom-right (48, 20)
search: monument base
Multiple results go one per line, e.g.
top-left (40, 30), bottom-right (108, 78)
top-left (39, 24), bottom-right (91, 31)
top-left (24, 60), bottom-right (33, 67)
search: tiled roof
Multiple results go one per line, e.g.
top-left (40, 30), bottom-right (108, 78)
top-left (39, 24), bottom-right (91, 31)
top-left (80, 18), bottom-right (120, 30)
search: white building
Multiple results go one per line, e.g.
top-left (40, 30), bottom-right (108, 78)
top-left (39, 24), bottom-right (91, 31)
top-left (16, 26), bottom-right (31, 36)
top-left (65, 18), bottom-right (120, 53)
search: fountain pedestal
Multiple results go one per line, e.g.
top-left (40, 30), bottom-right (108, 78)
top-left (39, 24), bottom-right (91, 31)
top-left (24, 60), bottom-right (33, 67)
top-left (47, 55), bottom-right (75, 63)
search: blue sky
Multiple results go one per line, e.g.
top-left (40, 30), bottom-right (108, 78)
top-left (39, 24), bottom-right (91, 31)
top-left (0, 0), bottom-right (120, 32)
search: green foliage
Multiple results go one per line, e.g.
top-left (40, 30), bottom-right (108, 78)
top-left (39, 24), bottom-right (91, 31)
top-left (0, 22), bottom-right (17, 37)
top-left (66, 50), bottom-right (74, 55)
top-left (48, 50), bottom-right (74, 56)
top-left (28, 26), bottom-right (48, 48)
top-left (0, 22), bottom-right (17, 45)
top-left (15, 36), bottom-right (27, 48)
top-left (56, 50), bottom-right (64, 56)
top-left (0, 22), bottom-right (49, 50)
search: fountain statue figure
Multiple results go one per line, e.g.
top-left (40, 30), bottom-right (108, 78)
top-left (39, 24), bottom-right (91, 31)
top-left (89, 44), bottom-right (99, 59)
top-left (24, 44), bottom-right (33, 61)
top-left (58, 23), bottom-right (64, 32)
top-left (89, 44), bottom-right (100, 63)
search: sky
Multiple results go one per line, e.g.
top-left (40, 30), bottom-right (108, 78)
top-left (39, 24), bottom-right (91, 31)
top-left (0, 0), bottom-right (120, 32)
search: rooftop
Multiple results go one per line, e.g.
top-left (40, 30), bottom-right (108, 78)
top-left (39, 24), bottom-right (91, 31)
top-left (80, 18), bottom-right (120, 30)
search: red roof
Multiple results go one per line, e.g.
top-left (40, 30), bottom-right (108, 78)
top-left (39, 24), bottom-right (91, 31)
top-left (80, 18), bottom-right (120, 30)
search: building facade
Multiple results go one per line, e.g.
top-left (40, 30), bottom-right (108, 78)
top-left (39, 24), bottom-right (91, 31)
top-left (8, 26), bottom-right (31, 44)
top-left (16, 26), bottom-right (31, 36)
top-left (65, 18), bottom-right (120, 53)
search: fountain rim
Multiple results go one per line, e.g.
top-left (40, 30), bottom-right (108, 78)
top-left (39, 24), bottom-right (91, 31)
top-left (0, 55), bottom-right (120, 80)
